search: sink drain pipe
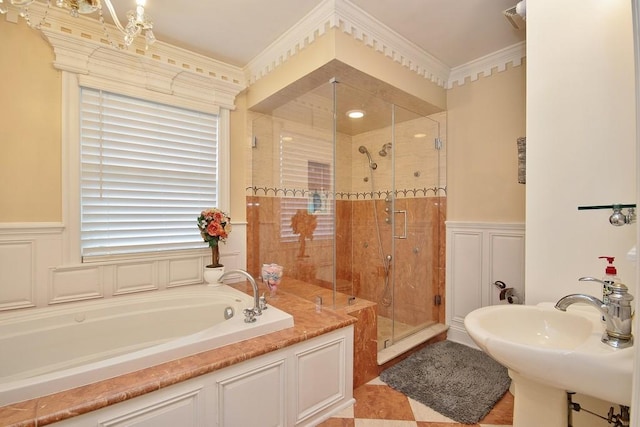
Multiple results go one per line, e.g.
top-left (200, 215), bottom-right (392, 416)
top-left (567, 392), bottom-right (630, 427)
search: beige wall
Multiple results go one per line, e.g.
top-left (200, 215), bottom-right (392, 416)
top-left (526, 0), bottom-right (636, 304)
top-left (446, 63), bottom-right (526, 222)
top-left (229, 93), bottom-right (249, 222)
top-left (246, 31), bottom-right (339, 109)
top-left (333, 31), bottom-right (446, 112)
top-left (2, 16), bottom-right (526, 242)
top-left (1, 21), bottom-right (61, 222)
top-left (0, 20), bottom-right (248, 224)
top-left (246, 29), bottom-right (447, 113)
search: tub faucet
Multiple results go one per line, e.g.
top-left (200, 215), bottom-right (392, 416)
top-left (555, 277), bottom-right (634, 349)
top-left (218, 269), bottom-right (262, 323)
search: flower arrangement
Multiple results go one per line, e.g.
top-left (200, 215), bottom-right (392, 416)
top-left (197, 208), bottom-right (231, 267)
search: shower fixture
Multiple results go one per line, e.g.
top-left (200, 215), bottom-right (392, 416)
top-left (378, 143), bottom-right (392, 157)
top-left (358, 145), bottom-right (377, 170)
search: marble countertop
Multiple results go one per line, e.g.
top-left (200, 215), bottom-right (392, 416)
top-left (0, 281), bottom-right (357, 427)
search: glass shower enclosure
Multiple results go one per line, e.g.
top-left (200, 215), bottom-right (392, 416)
top-left (247, 78), bottom-right (446, 359)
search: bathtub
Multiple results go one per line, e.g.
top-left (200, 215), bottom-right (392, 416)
top-left (0, 284), bottom-right (294, 406)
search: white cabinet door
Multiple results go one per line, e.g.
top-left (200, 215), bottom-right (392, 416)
top-left (217, 358), bottom-right (287, 427)
top-left (57, 384), bottom-right (206, 427)
top-left (295, 336), bottom-right (347, 424)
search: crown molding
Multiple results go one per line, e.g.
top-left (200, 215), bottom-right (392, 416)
top-left (245, 0), bottom-right (449, 87)
top-left (245, 0), bottom-right (526, 90)
top-left (10, 1), bottom-right (527, 95)
top-left (244, 0), bottom-right (338, 85)
top-left (332, 0), bottom-right (450, 87)
top-left (447, 41), bottom-right (527, 89)
top-left (7, 1), bottom-right (246, 108)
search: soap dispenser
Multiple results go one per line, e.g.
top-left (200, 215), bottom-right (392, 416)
top-left (598, 256), bottom-right (620, 304)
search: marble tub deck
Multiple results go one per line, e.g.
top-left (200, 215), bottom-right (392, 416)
top-left (0, 282), bottom-right (357, 427)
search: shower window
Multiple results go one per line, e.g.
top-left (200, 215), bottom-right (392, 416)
top-left (308, 161), bottom-right (330, 213)
top-left (279, 133), bottom-right (334, 242)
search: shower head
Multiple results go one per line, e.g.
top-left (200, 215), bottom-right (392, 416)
top-left (358, 146), bottom-right (377, 170)
top-left (378, 142), bottom-right (392, 157)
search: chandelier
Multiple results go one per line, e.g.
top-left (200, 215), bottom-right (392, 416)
top-left (0, 0), bottom-right (156, 49)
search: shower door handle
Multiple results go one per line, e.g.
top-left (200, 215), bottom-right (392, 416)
top-left (394, 210), bottom-right (407, 239)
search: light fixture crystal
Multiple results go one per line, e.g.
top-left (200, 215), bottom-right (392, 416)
top-left (11, 0), bottom-right (35, 6)
top-left (7, 0), bottom-right (156, 49)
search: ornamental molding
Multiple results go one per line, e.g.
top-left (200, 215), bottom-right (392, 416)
top-left (11, 2), bottom-right (245, 110)
top-left (244, 0), bottom-right (526, 89)
top-left (13, 0), bottom-right (526, 96)
top-left (447, 42), bottom-right (526, 89)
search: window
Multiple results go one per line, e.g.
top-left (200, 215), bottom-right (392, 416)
top-left (80, 87), bottom-right (219, 259)
top-left (279, 133), bottom-right (334, 242)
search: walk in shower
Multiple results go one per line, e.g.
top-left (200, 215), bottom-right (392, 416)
top-left (247, 76), bottom-right (446, 362)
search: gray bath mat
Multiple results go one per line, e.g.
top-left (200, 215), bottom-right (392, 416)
top-left (379, 340), bottom-right (510, 424)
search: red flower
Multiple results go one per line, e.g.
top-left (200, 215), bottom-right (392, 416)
top-left (197, 208), bottom-right (231, 247)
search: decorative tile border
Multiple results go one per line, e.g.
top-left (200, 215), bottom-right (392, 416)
top-left (246, 186), bottom-right (447, 200)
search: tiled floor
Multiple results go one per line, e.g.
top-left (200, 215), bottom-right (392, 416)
top-left (317, 377), bottom-right (514, 427)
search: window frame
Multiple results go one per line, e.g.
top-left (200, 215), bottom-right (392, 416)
top-left (61, 72), bottom-right (231, 265)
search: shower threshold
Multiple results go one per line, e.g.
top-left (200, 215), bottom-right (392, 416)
top-left (377, 323), bottom-right (448, 365)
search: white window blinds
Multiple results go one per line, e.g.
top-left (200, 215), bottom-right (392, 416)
top-left (80, 87), bottom-right (219, 259)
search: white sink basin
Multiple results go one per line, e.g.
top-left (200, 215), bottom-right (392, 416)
top-left (464, 303), bottom-right (633, 406)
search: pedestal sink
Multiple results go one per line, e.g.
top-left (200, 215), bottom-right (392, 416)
top-left (464, 303), bottom-right (633, 427)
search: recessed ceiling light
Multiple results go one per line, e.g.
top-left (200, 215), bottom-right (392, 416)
top-left (346, 110), bottom-right (365, 119)
top-left (282, 136), bottom-right (293, 142)
top-left (414, 133), bottom-right (427, 138)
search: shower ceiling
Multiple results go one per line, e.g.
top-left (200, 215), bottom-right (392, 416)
top-left (250, 60), bottom-right (441, 136)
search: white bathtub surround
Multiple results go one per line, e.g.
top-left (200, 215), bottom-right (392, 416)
top-left (0, 284), bottom-right (356, 426)
top-left (56, 327), bottom-right (355, 427)
top-left (0, 284), bottom-right (293, 406)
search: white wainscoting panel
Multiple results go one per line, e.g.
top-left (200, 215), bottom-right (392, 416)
top-left (0, 223), bottom-right (247, 310)
top-left (0, 224), bottom-right (64, 310)
top-left (0, 241), bottom-right (35, 310)
top-left (445, 222), bottom-right (525, 347)
top-left (167, 257), bottom-right (203, 288)
top-left (50, 265), bottom-right (104, 304)
top-left (114, 262), bottom-right (158, 295)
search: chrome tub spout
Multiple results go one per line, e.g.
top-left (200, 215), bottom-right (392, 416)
top-left (219, 269), bottom-right (262, 322)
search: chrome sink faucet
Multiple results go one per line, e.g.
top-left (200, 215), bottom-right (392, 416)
top-left (555, 277), bottom-right (634, 349)
top-left (218, 269), bottom-right (262, 323)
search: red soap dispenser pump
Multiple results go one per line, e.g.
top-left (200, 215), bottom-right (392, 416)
top-left (598, 256), bottom-right (619, 304)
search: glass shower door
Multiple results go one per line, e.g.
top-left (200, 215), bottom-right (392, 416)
top-left (386, 106), bottom-right (445, 349)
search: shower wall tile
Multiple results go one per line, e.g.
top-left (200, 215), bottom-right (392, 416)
top-left (336, 200), bottom-right (353, 284)
top-left (349, 304), bottom-right (378, 387)
top-left (247, 194), bottom-right (445, 328)
top-left (246, 195), bottom-right (334, 285)
top-left (349, 197), bottom-right (446, 326)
